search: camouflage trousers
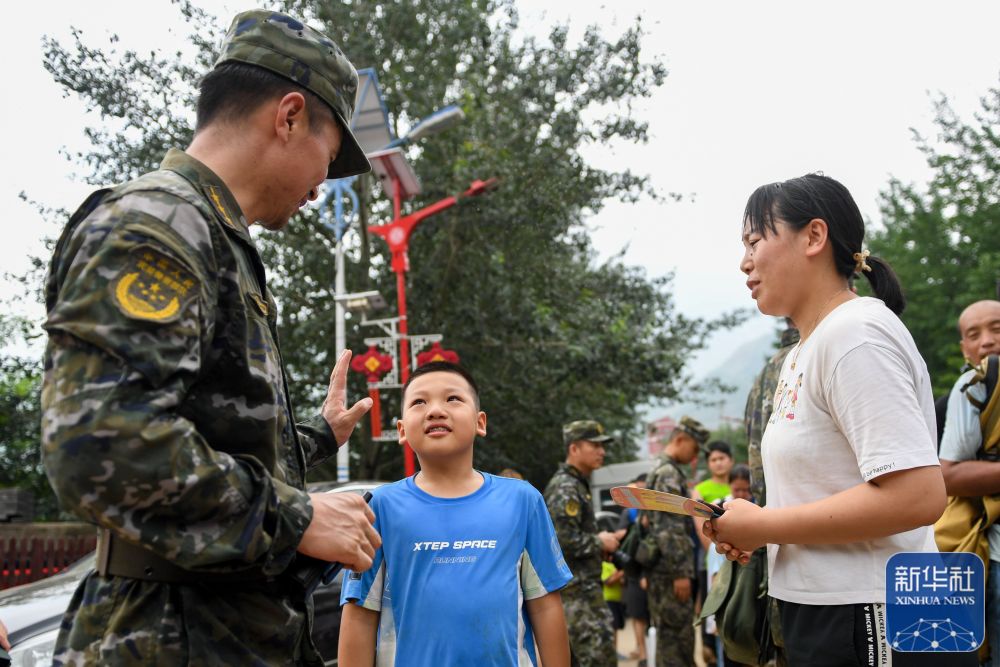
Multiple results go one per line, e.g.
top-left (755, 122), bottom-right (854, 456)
top-left (52, 570), bottom-right (322, 666)
top-left (561, 580), bottom-right (617, 667)
top-left (648, 573), bottom-right (694, 667)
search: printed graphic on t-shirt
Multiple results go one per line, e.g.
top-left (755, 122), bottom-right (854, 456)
top-left (769, 372), bottom-right (803, 423)
top-left (412, 537), bottom-right (499, 565)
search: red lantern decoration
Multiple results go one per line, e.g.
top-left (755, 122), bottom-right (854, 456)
top-left (350, 345), bottom-right (393, 383)
top-left (416, 342), bottom-right (460, 367)
top-left (350, 346), bottom-right (394, 438)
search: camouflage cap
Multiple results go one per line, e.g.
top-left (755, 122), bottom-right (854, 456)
top-left (216, 10), bottom-right (371, 179)
top-left (563, 420), bottom-right (614, 445)
top-left (675, 416), bottom-right (710, 446)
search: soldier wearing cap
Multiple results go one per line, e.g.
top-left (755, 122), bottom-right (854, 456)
top-left (41, 11), bottom-right (379, 665)
top-left (642, 415), bottom-right (709, 667)
top-left (544, 420), bottom-right (623, 666)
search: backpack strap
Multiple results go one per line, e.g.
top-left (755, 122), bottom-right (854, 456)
top-left (987, 355), bottom-right (999, 402)
top-left (977, 355), bottom-right (1000, 459)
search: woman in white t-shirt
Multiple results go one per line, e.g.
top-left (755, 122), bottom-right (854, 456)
top-left (704, 174), bottom-right (956, 666)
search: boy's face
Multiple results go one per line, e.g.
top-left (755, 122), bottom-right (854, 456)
top-left (398, 371), bottom-right (486, 461)
top-left (707, 450), bottom-right (733, 477)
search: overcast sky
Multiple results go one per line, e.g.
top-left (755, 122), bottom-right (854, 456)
top-left (4, 1), bottom-right (1000, 382)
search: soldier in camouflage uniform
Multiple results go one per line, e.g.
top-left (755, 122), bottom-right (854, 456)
top-left (41, 11), bottom-right (380, 666)
top-left (740, 320), bottom-right (798, 665)
top-left (544, 420), bottom-right (622, 666)
top-left (644, 416), bottom-right (709, 667)
top-left (744, 319), bottom-right (799, 506)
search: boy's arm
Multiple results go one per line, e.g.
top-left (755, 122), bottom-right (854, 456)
top-left (338, 603), bottom-right (380, 667)
top-left (525, 591), bottom-right (570, 667)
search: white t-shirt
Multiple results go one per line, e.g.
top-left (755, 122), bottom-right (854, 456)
top-left (938, 370), bottom-right (1000, 559)
top-left (762, 297), bottom-right (940, 605)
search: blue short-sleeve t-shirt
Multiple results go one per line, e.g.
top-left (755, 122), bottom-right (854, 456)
top-left (341, 472), bottom-right (573, 666)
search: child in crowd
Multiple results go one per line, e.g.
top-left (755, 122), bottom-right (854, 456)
top-left (338, 361), bottom-right (572, 666)
top-left (616, 474), bottom-right (650, 665)
top-left (725, 464), bottom-right (752, 503)
top-left (694, 441), bottom-right (734, 506)
top-left (693, 441), bottom-right (734, 664)
top-left (601, 553), bottom-right (626, 655)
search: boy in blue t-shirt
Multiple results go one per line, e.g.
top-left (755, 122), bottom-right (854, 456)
top-left (339, 362), bottom-right (573, 666)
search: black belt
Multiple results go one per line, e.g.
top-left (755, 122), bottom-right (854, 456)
top-left (96, 528), bottom-right (272, 584)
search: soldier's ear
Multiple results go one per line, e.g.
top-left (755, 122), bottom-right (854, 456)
top-left (274, 92), bottom-right (307, 141)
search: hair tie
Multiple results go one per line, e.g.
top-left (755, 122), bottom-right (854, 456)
top-left (853, 249), bottom-right (872, 274)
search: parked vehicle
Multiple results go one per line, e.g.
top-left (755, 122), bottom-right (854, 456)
top-left (589, 460), bottom-right (654, 514)
top-left (0, 480), bottom-right (384, 667)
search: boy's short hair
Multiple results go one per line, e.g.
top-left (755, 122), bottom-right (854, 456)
top-left (705, 440), bottom-right (732, 458)
top-left (631, 473), bottom-right (647, 484)
top-left (402, 361), bottom-right (480, 410)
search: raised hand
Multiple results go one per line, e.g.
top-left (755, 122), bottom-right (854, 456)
top-left (321, 350), bottom-right (374, 445)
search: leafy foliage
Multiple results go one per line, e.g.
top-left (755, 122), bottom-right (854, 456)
top-left (0, 315), bottom-right (59, 520)
top-left (37, 0), bottom-right (741, 490)
top-left (868, 79), bottom-right (1000, 395)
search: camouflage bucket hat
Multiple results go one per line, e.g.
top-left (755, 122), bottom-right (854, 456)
top-left (676, 416), bottom-right (710, 446)
top-left (216, 10), bottom-right (371, 179)
top-left (563, 420), bottom-right (614, 446)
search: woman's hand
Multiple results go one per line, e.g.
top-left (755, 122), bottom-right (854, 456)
top-left (703, 499), bottom-right (767, 561)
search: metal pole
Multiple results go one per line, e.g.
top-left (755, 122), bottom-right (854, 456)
top-left (334, 240), bottom-right (349, 482)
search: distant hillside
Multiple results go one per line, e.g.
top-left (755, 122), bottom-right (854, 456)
top-left (654, 330), bottom-right (778, 429)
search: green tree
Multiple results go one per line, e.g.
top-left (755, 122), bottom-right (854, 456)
top-left (868, 79), bottom-right (1000, 395)
top-left (38, 0), bottom-right (741, 489)
top-left (0, 315), bottom-right (60, 520)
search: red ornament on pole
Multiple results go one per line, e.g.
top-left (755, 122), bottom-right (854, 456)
top-left (350, 346), bottom-right (393, 438)
top-left (350, 346), bottom-right (393, 383)
top-left (416, 342), bottom-right (460, 367)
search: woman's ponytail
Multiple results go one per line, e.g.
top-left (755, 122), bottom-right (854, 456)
top-left (859, 254), bottom-right (905, 315)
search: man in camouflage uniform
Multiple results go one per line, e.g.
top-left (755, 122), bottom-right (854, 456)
top-left (644, 416), bottom-right (709, 667)
top-left (41, 11), bottom-right (380, 666)
top-left (739, 319), bottom-right (798, 666)
top-left (545, 420), bottom-right (623, 666)
top-left (744, 319), bottom-right (799, 506)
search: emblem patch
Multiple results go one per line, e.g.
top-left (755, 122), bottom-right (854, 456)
top-left (111, 246), bottom-right (197, 322)
top-left (565, 499), bottom-right (580, 517)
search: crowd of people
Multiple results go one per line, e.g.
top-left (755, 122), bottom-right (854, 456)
top-left (31, 6), bottom-right (999, 667)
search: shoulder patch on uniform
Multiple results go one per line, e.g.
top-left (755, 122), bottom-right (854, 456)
top-left (111, 245), bottom-right (198, 322)
top-left (565, 499), bottom-right (580, 517)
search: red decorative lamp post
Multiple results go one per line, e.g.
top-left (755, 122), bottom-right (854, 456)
top-left (367, 146), bottom-right (497, 475)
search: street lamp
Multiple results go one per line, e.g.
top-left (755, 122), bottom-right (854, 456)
top-left (367, 153), bottom-right (498, 476)
top-left (334, 290), bottom-right (387, 315)
top-left (320, 69), bottom-right (469, 481)
top-left (386, 105), bottom-right (465, 148)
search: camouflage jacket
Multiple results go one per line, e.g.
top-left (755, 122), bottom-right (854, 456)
top-left (643, 455), bottom-right (695, 579)
top-left (544, 463), bottom-right (600, 588)
top-left (744, 326), bottom-right (800, 506)
top-left (41, 149), bottom-right (337, 664)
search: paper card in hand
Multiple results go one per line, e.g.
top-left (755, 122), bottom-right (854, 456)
top-left (611, 486), bottom-right (724, 519)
